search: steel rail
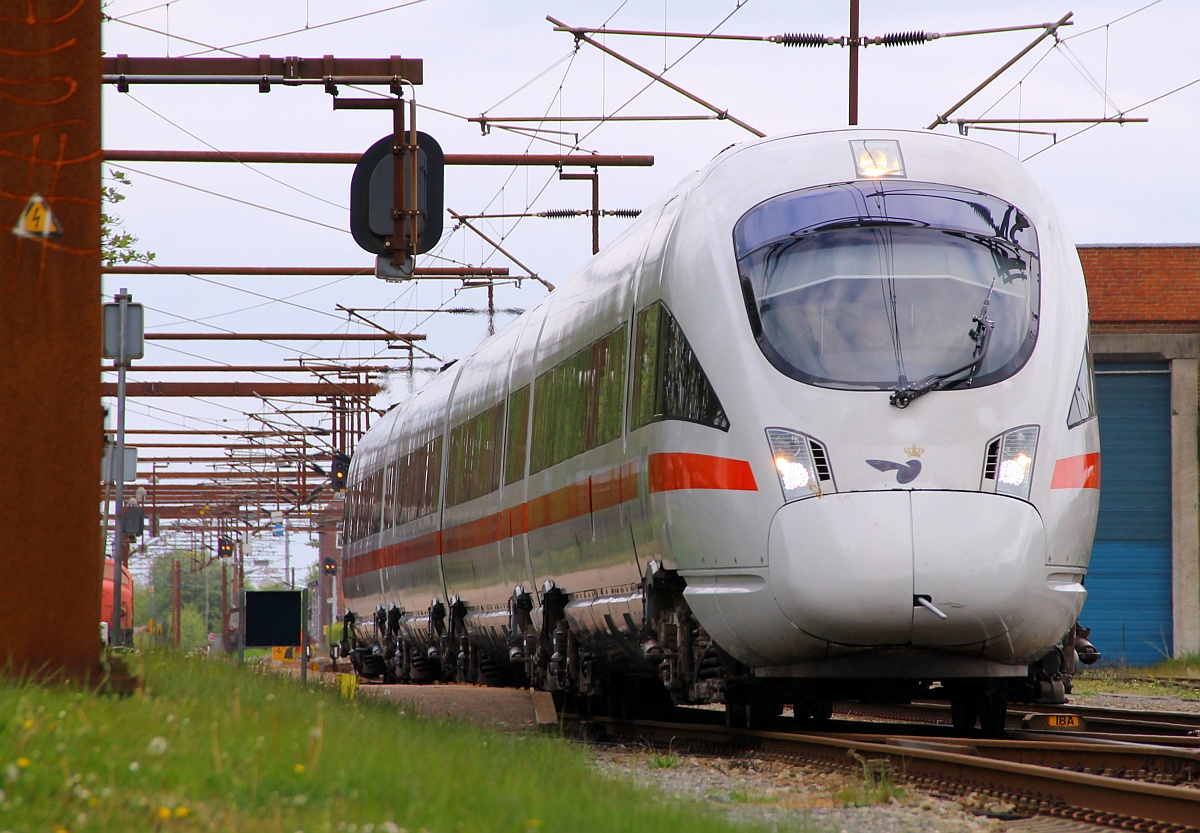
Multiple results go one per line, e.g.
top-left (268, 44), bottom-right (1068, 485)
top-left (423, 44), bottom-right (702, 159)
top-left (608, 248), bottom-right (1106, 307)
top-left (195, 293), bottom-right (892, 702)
top-left (580, 716), bottom-right (1200, 830)
top-left (838, 701), bottom-right (1200, 737)
top-left (820, 731), bottom-right (1200, 786)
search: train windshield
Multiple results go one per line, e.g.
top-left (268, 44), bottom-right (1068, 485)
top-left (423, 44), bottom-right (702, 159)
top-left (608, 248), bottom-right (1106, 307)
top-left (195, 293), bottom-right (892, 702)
top-left (734, 181), bottom-right (1040, 392)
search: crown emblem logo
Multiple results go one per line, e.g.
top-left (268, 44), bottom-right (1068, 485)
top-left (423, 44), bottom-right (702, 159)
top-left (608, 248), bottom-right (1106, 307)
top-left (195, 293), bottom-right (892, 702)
top-left (904, 444), bottom-right (925, 459)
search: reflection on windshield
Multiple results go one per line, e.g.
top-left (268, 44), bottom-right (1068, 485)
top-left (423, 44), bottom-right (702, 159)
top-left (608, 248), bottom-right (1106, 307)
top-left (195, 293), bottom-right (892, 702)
top-left (735, 181), bottom-right (1039, 391)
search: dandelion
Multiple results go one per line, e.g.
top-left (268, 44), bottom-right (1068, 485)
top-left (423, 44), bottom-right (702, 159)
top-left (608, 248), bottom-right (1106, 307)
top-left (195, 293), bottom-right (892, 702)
top-left (157, 806), bottom-right (172, 820)
top-left (147, 736), bottom-right (169, 756)
top-left (174, 806), bottom-right (190, 818)
top-left (16, 759), bottom-right (30, 769)
top-left (22, 720), bottom-right (33, 730)
top-left (294, 764), bottom-right (306, 774)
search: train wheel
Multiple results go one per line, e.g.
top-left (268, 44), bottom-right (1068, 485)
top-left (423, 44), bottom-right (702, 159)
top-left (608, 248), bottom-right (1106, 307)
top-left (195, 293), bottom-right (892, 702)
top-left (792, 697), bottom-right (832, 728)
top-left (725, 689), bottom-right (781, 730)
top-left (724, 696), bottom-right (750, 729)
top-left (978, 682), bottom-right (1008, 737)
top-left (950, 694), bottom-right (979, 731)
top-left (812, 698), bottom-right (833, 726)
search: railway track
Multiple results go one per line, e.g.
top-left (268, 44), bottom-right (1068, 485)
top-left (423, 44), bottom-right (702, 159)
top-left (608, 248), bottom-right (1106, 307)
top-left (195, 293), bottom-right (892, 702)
top-left (562, 708), bottom-right (1200, 832)
top-left (836, 700), bottom-right (1200, 740)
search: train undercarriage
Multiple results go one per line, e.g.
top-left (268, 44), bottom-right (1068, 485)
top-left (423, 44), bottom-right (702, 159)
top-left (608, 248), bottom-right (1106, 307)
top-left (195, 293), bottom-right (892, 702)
top-left (338, 564), bottom-right (1100, 735)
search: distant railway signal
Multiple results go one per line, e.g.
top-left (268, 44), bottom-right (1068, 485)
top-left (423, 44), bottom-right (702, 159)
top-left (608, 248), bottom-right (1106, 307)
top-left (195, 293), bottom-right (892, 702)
top-left (217, 536), bottom-right (234, 558)
top-left (322, 556), bottom-right (338, 576)
top-left (330, 451), bottom-right (351, 492)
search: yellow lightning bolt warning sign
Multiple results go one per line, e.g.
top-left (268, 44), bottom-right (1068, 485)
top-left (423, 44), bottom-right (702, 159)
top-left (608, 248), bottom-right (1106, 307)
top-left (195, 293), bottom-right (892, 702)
top-left (12, 194), bottom-right (63, 238)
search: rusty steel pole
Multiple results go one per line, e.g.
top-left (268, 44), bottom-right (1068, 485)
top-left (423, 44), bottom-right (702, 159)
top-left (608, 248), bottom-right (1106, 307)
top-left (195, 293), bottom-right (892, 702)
top-left (0, 2), bottom-right (102, 680)
top-left (172, 559), bottom-right (182, 648)
top-left (848, 0), bottom-right (860, 125)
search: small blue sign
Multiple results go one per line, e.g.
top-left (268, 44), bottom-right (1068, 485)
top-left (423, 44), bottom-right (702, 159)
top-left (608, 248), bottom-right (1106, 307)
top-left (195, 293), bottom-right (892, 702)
top-left (273, 523), bottom-right (284, 537)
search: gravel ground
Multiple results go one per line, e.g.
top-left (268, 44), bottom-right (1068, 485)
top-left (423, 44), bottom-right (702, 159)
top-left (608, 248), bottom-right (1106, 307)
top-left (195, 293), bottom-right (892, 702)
top-left (590, 747), bottom-right (1009, 833)
top-left (353, 677), bottom-right (1198, 832)
top-left (588, 688), bottom-right (1200, 833)
top-left (1068, 689), bottom-right (1200, 713)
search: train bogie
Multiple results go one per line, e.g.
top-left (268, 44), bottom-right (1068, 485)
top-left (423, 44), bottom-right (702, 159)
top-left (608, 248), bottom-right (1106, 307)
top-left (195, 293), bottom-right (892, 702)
top-left (340, 129), bottom-right (1101, 730)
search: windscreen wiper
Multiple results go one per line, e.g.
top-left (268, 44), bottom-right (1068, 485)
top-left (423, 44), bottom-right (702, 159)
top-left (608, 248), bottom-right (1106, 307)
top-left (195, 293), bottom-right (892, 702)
top-left (888, 316), bottom-right (992, 408)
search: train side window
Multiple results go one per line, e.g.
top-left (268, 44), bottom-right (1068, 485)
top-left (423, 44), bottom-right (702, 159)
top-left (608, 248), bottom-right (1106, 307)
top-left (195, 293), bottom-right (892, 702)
top-left (344, 480), bottom-right (358, 545)
top-left (390, 436), bottom-right (442, 523)
top-left (505, 385), bottom-right (530, 485)
top-left (447, 402), bottom-right (505, 506)
top-left (1066, 340), bottom-right (1097, 428)
top-left (630, 301), bottom-right (729, 432)
top-left (531, 325), bottom-right (628, 473)
top-left (382, 462), bottom-right (396, 530)
top-left (423, 436), bottom-right (443, 518)
top-left (367, 469), bottom-right (383, 537)
top-left (398, 447), bottom-right (414, 525)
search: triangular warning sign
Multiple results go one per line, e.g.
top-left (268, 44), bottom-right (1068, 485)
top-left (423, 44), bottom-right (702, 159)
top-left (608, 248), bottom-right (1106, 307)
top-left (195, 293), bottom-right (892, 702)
top-left (12, 194), bottom-right (63, 238)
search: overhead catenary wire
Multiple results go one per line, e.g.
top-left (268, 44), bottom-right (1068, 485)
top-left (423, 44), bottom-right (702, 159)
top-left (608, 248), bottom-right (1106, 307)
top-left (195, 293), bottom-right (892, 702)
top-left (1022, 76), bottom-right (1200, 162)
top-left (177, 0), bottom-right (436, 58)
top-left (120, 93), bottom-right (348, 211)
top-left (970, 0), bottom-right (1176, 156)
top-left (105, 163), bottom-right (351, 235)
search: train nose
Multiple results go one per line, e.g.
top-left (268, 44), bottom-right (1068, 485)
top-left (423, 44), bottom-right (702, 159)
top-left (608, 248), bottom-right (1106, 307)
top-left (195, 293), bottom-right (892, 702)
top-left (768, 491), bottom-right (1047, 648)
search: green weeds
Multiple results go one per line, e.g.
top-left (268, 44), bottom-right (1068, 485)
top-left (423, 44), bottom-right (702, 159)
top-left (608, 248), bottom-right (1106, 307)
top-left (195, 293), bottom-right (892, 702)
top-left (834, 756), bottom-right (905, 807)
top-left (0, 651), bottom-right (764, 832)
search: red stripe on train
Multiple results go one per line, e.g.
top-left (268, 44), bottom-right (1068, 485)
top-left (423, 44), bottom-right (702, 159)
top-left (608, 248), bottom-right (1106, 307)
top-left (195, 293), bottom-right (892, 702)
top-left (1050, 453), bottom-right (1101, 489)
top-left (648, 452), bottom-right (758, 493)
top-left (345, 453), bottom-right (756, 576)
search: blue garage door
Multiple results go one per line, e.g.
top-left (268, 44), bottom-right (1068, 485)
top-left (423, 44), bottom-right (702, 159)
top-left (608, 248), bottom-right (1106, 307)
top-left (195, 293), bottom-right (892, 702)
top-left (1081, 363), bottom-right (1173, 666)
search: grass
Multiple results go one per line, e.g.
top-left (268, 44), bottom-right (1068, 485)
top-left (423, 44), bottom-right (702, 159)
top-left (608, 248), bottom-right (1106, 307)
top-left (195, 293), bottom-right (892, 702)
top-left (0, 651), bottom-right (769, 833)
top-left (1072, 652), bottom-right (1200, 700)
top-left (833, 756), bottom-right (905, 808)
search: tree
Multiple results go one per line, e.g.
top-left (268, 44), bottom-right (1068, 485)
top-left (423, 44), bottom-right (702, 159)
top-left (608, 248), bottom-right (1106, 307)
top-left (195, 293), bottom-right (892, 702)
top-left (102, 168), bottom-right (155, 266)
top-left (135, 552), bottom-right (225, 637)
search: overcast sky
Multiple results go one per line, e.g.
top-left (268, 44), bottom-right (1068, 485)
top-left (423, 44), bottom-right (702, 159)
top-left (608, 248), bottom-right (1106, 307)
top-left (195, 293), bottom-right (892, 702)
top-left (98, 0), bottom-right (1198, 568)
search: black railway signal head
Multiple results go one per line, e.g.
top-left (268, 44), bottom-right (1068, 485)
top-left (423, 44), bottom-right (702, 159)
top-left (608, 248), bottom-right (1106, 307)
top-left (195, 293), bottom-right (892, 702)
top-left (217, 536), bottom-right (233, 558)
top-left (331, 451), bottom-right (351, 492)
top-left (322, 556), bottom-right (338, 576)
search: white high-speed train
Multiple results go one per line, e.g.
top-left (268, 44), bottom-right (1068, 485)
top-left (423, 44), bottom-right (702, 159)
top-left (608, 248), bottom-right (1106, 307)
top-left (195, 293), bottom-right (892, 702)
top-left (339, 129), bottom-right (1101, 733)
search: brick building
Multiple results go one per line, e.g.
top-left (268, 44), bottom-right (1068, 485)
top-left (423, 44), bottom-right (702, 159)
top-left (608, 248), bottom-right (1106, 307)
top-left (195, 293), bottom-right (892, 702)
top-left (1081, 244), bottom-right (1200, 664)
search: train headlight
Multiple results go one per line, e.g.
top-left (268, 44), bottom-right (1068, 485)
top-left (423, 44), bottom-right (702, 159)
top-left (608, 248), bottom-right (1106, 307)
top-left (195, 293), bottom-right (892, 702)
top-left (850, 139), bottom-right (906, 178)
top-left (766, 428), bottom-right (834, 502)
top-left (982, 426), bottom-right (1039, 500)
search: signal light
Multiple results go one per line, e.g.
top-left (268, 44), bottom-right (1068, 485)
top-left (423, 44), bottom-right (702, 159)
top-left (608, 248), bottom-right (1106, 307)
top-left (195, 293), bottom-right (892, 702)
top-left (322, 556), bottom-right (338, 576)
top-left (330, 451), bottom-right (351, 492)
top-left (217, 536), bottom-right (234, 558)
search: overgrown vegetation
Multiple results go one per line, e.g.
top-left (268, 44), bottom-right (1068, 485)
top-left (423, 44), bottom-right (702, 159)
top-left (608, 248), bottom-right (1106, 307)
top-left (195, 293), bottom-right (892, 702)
top-left (101, 169), bottom-right (155, 267)
top-left (0, 652), bottom-right (767, 833)
top-left (833, 756), bottom-right (905, 808)
top-left (1073, 653), bottom-right (1200, 700)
